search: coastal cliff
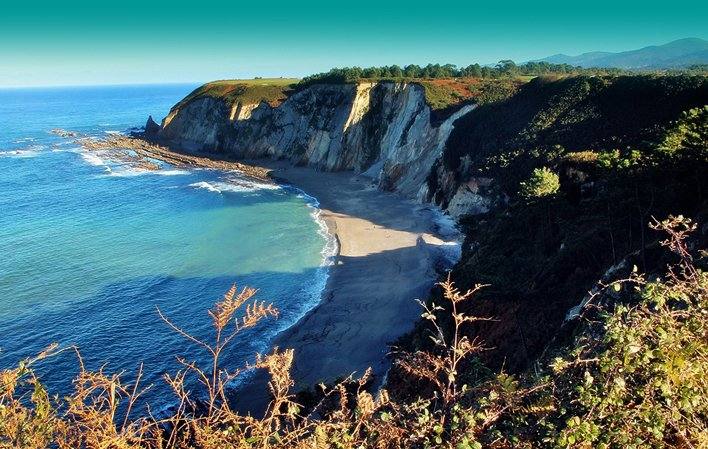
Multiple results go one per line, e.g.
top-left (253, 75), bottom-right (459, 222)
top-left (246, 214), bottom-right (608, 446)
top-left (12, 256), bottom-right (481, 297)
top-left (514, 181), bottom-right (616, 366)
top-left (156, 74), bottom-right (708, 374)
top-left (3, 74), bottom-right (707, 449)
top-left (159, 81), bottom-right (475, 205)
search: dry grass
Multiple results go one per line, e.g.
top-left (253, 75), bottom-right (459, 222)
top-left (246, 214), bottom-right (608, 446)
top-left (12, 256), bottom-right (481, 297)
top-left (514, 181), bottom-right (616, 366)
top-left (2, 218), bottom-right (704, 448)
top-left (397, 278), bottom-right (491, 407)
top-left (0, 275), bottom-right (506, 449)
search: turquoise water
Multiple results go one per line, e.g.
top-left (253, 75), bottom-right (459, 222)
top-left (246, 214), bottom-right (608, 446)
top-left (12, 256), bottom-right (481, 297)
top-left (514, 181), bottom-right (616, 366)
top-left (0, 84), bottom-right (333, 406)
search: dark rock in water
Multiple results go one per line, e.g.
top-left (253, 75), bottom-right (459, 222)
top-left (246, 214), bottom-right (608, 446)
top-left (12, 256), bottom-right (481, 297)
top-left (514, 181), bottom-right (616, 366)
top-left (145, 115), bottom-right (161, 135)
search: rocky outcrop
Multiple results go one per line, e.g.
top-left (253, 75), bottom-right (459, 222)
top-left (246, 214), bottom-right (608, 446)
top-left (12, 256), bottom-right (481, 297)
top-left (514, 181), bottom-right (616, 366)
top-left (446, 177), bottom-right (494, 218)
top-left (144, 115), bottom-right (161, 135)
top-left (159, 82), bottom-right (478, 209)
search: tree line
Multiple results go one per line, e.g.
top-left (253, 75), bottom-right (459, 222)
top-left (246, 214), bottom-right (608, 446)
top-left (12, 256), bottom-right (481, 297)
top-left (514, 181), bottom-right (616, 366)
top-left (299, 60), bottom-right (626, 85)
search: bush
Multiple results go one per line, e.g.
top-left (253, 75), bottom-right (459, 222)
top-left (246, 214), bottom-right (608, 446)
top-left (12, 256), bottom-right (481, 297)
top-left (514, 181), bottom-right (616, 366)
top-left (658, 105), bottom-right (708, 160)
top-left (519, 167), bottom-right (560, 200)
top-left (548, 216), bottom-right (708, 448)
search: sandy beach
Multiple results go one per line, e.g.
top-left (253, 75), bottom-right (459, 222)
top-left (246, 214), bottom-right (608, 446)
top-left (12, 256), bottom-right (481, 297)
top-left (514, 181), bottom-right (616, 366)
top-left (228, 159), bottom-right (458, 412)
top-left (74, 135), bottom-right (458, 410)
top-left (262, 161), bottom-right (455, 381)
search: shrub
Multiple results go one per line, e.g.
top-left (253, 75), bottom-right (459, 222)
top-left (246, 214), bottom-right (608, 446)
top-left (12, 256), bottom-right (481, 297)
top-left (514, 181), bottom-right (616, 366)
top-left (658, 105), bottom-right (708, 160)
top-left (519, 167), bottom-right (560, 200)
top-left (548, 216), bottom-right (708, 448)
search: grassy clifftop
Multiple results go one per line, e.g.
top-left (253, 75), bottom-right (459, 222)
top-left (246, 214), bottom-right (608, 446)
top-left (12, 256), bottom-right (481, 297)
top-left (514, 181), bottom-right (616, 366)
top-left (415, 77), bottom-right (525, 110)
top-left (171, 78), bottom-right (299, 112)
top-left (169, 76), bottom-right (525, 121)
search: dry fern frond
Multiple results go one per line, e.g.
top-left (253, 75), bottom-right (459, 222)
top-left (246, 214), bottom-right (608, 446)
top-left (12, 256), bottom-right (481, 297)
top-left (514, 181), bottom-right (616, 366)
top-left (208, 284), bottom-right (258, 331)
top-left (240, 301), bottom-right (279, 330)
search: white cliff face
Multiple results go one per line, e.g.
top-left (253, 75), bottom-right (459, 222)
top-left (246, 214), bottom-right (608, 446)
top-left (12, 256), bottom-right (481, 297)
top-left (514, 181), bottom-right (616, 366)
top-left (343, 83), bottom-right (373, 132)
top-left (159, 82), bottom-right (477, 209)
top-left (230, 103), bottom-right (259, 121)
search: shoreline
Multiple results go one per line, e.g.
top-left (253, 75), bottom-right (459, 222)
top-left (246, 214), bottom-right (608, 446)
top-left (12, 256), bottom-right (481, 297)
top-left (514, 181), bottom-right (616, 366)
top-left (235, 159), bottom-right (459, 410)
top-left (58, 131), bottom-right (271, 180)
top-left (73, 134), bottom-right (460, 410)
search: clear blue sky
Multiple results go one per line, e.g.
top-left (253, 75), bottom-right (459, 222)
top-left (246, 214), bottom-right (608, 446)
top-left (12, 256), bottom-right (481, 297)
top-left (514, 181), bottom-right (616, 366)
top-left (1, 0), bottom-right (706, 87)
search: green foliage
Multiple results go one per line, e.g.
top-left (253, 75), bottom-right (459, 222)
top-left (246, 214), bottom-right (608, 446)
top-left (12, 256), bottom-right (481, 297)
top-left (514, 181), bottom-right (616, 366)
top-left (466, 78), bottom-right (522, 105)
top-left (395, 219), bottom-right (707, 448)
top-left (440, 75), bottom-right (708, 193)
top-left (548, 216), bottom-right (708, 448)
top-left (417, 78), bottom-right (521, 115)
top-left (596, 149), bottom-right (645, 170)
top-left (298, 61), bottom-right (628, 87)
top-left (519, 167), bottom-right (560, 200)
top-left (416, 80), bottom-right (469, 111)
top-left (658, 105), bottom-right (708, 159)
top-left (431, 74), bottom-right (708, 377)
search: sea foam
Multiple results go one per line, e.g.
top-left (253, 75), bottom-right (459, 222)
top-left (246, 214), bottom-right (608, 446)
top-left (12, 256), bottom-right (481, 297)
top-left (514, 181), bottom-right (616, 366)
top-left (188, 177), bottom-right (280, 194)
top-left (0, 149), bottom-right (39, 158)
top-left (102, 167), bottom-right (191, 178)
top-left (428, 207), bottom-right (463, 268)
top-left (80, 152), bottom-right (107, 166)
top-left (226, 182), bottom-right (338, 392)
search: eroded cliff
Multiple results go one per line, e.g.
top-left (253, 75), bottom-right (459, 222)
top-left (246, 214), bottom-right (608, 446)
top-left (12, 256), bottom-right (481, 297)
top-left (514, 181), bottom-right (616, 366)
top-left (157, 74), bottom-right (708, 376)
top-left (159, 81), bottom-right (475, 205)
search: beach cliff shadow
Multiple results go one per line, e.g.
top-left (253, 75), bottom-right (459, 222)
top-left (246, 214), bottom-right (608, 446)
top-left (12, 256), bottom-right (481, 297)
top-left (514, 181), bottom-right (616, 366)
top-left (230, 241), bottom-right (447, 417)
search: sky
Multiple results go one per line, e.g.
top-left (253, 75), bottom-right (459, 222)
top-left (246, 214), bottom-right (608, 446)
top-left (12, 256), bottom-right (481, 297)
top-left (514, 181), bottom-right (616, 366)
top-left (1, 0), bottom-right (706, 87)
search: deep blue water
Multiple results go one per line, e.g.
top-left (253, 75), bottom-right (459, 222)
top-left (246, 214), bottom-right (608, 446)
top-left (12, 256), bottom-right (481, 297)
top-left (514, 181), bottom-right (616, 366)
top-left (0, 84), bottom-right (334, 406)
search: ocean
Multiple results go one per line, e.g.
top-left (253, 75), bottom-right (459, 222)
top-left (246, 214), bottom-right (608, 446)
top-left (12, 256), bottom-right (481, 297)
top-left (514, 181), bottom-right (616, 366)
top-left (0, 84), bottom-right (335, 406)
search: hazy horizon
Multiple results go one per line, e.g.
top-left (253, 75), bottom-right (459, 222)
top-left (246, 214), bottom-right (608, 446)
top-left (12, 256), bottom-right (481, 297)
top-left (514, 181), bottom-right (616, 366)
top-left (1, 0), bottom-right (707, 88)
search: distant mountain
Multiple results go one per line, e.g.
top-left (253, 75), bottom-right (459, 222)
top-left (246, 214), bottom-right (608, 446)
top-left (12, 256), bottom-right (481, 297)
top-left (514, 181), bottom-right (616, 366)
top-left (538, 38), bottom-right (708, 69)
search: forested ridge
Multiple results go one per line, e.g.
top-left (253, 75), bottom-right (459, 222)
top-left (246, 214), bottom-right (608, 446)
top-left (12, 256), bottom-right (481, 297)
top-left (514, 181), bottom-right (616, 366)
top-left (298, 61), bottom-right (626, 86)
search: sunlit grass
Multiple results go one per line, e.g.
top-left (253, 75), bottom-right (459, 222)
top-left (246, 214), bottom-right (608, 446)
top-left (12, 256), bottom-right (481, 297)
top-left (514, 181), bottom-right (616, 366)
top-left (174, 78), bottom-right (300, 110)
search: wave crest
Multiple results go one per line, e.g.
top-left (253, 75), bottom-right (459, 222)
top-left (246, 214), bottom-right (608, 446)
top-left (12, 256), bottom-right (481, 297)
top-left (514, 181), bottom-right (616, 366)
top-left (188, 178), bottom-right (280, 194)
top-left (0, 145), bottom-right (45, 158)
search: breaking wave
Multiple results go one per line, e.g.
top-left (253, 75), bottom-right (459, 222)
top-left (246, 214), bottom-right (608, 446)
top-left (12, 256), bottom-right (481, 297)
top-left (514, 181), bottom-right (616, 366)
top-left (188, 177), bottom-right (280, 194)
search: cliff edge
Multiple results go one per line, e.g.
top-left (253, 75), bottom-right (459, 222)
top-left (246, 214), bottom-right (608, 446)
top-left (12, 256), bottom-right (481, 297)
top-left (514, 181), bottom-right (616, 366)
top-left (159, 80), bottom-right (476, 206)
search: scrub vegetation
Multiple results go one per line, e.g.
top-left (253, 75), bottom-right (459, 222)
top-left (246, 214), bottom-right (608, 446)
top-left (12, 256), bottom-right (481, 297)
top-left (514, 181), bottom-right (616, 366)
top-left (1, 218), bottom-right (706, 448)
top-left (422, 75), bottom-right (708, 377)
